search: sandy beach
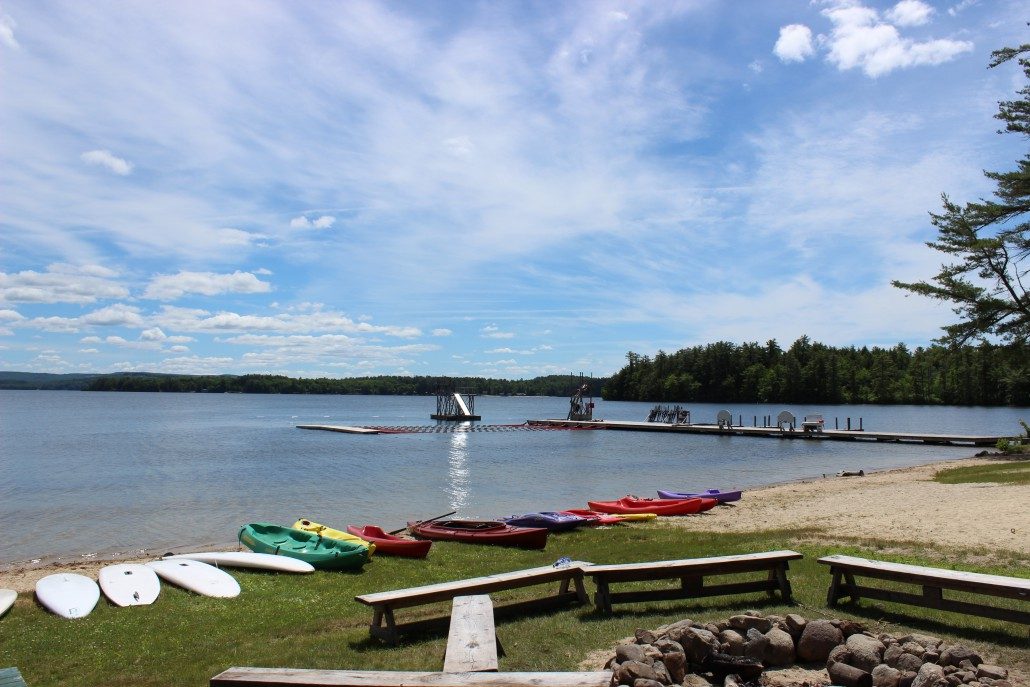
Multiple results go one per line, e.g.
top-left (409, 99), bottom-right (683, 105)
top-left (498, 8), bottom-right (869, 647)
top-left (3, 455), bottom-right (1025, 595)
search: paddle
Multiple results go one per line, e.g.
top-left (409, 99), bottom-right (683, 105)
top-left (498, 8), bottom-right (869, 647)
top-left (390, 510), bottom-right (456, 535)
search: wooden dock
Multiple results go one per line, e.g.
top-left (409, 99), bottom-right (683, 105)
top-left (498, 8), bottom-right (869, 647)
top-left (526, 419), bottom-right (1008, 446)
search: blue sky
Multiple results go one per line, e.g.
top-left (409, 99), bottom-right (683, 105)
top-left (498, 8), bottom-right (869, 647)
top-left (0, 0), bottom-right (1025, 379)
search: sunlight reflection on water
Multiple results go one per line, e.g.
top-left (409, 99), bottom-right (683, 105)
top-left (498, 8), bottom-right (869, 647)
top-left (447, 430), bottom-right (470, 512)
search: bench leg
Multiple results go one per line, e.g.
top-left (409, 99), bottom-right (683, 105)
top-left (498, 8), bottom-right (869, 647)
top-left (827, 569), bottom-right (843, 606)
top-left (774, 563), bottom-right (793, 602)
top-left (681, 574), bottom-right (703, 597)
top-left (594, 578), bottom-right (612, 613)
top-left (369, 607), bottom-right (400, 645)
top-left (574, 575), bottom-right (589, 604)
top-left (843, 571), bottom-right (860, 603)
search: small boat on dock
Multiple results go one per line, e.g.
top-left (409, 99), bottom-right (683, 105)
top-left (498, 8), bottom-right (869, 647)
top-left (657, 488), bottom-right (742, 503)
top-left (501, 512), bottom-right (588, 531)
top-left (346, 525), bottom-right (433, 558)
top-left (239, 523), bottom-right (373, 570)
top-left (408, 519), bottom-right (549, 549)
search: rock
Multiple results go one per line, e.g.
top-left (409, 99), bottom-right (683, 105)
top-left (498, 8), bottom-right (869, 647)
top-left (633, 680), bottom-right (664, 687)
top-left (944, 667), bottom-right (960, 675)
top-left (922, 652), bottom-right (940, 665)
top-left (679, 628), bottom-right (720, 665)
top-left (959, 661), bottom-right (976, 671)
top-left (976, 666), bottom-right (1007, 681)
top-left (719, 630), bottom-right (745, 657)
top-left (797, 619), bottom-right (844, 663)
top-left (637, 629), bottom-right (658, 645)
top-left (654, 639), bottom-right (684, 655)
top-left (968, 682), bottom-right (983, 687)
top-left (827, 645), bottom-right (853, 668)
top-left (839, 620), bottom-right (867, 637)
top-left (993, 681), bottom-right (1012, 687)
top-left (954, 672), bottom-right (975, 684)
top-left (681, 675), bottom-right (712, 687)
top-left (901, 634), bottom-right (941, 650)
top-left (663, 652), bottom-right (686, 683)
top-left (899, 672), bottom-right (918, 687)
top-left (700, 654), bottom-right (764, 681)
top-left (902, 642), bottom-right (926, 656)
top-left (728, 615), bottom-right (774, 634)
top-left (912, 663), bottom-right (947, 687)
top-left (617, 644), bottom-right (648, 664)
top-left (947, 676), bottom-right (963, 687)
top-left (846, 633), bottom-right (886, 673)
top-left (704, 624), bottom-right (722, 636)
top-left (873, 664), bottom-right (903, 687)
top-left (941, 646), bottom-right (982, 668)
top-left (651, 661), bottom-right (672, 685)
top-left (723, 676), bottom-right (740, 687)
top-left (763, 627), bottom-right (795, 666)
top-left (784, 614), bottom-right (808, 639)
top-left (884, 645), bottom-right (906, 668)
top-left (828, 662), bottom-right (873, 687)
top-left (713, 620), bottom-right (729, 633)
top-left (619, 661), bottom-right (657, 685)
top-left (895, 653), bottom-right (927, 674)
top-left (743, 628), bottom-right (769, 661)
top-left (663, 620), bottom-right (695, 638)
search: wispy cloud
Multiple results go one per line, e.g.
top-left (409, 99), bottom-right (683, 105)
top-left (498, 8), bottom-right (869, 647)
top-left (80, 149), bottom-right (133, 175)
top-left (0, 264), bottom-right (128, 304)
top-left (143, 270), bottom-right (273, 301)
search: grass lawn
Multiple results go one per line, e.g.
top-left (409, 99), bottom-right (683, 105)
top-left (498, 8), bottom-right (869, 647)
top-left (2, 525), bottom-right (1027, 687)
top-left (934, 458), bottom-right (1030, 485)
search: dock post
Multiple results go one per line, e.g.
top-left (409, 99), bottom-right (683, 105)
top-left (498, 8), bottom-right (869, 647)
top-left (835, 418), bottom-right (838, 429)
top-left (860, 417), bottom-right (863, 431)
top-left (754, 416), bottom-right (757, 427)
top-left (847, 418), bottom-right (851, 430)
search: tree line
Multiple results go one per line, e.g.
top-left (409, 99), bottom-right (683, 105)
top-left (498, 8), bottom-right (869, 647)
top-left (82, 373), bottom-right (608, 397)
top-left (602, 337), bottom-right (1029, 406)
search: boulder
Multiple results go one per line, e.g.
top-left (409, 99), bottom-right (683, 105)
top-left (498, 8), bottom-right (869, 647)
top-left (827, 645), bottom-right (852, 668)
top-left (704, 624), bottom-right (722, 636)
top-left (662, 620), bottom-right (694, 638)
top-left (911, 663), bottom-right (946, 687)
top-left (921, 652), bottom-right (940, 665)
top-left (954, 672), bottom-right (975, 684)
top-left (884, 645), bottom-right (906, 668)
top-left (632, 680), bottom-right (664, 687)
top-left (940, 646), bottom-right (982, 668)
top-left (679, 628), bottom-right (720, 665)
top-left (846, 633), bottom-right (886, 673)
top-left (763, 627), bottom-right (795, 667)
top-left (651, 661), bottom-right (672, 685)
top-left (654, 639), bottom-right (684, 656)
top-left (619, 661), bottom-right (657, 685)
top-left (873, 664), bottom-right (903, 687)
top-left (743, 628), bottom-right (769, 661)
top-left (617, 644), bottom-right (647, 664)
top-left (975, 666), bottom-right (1007, 681)
top-left (718, 630), bottom-right (745, 657)
top-left (901, 634), bottom-right (941, 650)
top-left (902, 642), bottom-right (926, 656)
top-left (636, 629), bottom-right (658, 645)
top-left (784, 614), bottom-right (807, 638)
top-left (828, 662), bottom-right (872, 687)
top-left (797, 619), bottom-right (844, 663)
top-left (899, 672), bottom-right (918, 687)
top-left (681, 675), bottom-right (712, 687)
top-left (662, 651), bottom-right (686, 683)
top-left (895, 653), bottom-right (928, 674)
top-left (839, 620), bottom-right (867, 637)
top-left (728, 615), bottom-right (774, 634)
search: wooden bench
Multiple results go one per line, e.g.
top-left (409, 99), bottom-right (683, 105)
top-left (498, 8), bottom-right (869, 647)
top-left (354, 562), bottom-right (589, 644)
top-left (820, 554), bottom-right (1030, 625)
top-left (443, 595), bottom-right (500, 673)
top-left (585, 550), bottom-right (803, 613)
top-left (210, 669), bottom-right (612, 687)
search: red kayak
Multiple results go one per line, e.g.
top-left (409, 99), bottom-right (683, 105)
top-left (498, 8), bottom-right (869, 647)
top-left (346, 524), bottom-right (433, 558)
top-left (621, 495), bottom-right (719, 513)
top-left (408, 519), bottom-right (548, 549)
top-left (560, 509), bottom-right (624, 525)
top-left (587, 496), bottom-right (707, 516)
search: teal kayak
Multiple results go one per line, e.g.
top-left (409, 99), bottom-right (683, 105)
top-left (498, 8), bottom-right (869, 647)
top-left (238, 523), bottom-right (372, 570)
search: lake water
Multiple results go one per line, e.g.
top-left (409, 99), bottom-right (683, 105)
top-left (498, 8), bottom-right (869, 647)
top-left (1, 391), bottom-right (1026, 564)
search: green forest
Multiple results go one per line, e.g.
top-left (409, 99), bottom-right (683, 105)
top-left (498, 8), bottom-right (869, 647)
top-left (602, 337), bottom-right (1029, 406)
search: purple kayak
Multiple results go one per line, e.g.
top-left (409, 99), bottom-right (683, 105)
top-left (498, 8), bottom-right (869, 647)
top-left (501, 512), bottom-right (589, 532)
top-left (656, 488), bottom-right (742, 503)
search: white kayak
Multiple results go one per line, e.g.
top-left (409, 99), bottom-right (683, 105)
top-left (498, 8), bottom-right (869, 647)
top-left (36, 573), bottom-right (101, 619)
top-left (0, 588), bottom-right (16, 617)
top-left (163, 551), bottom-right (314, 573)
top-left (99, 563), bottom-right (161, 607)
top-left (145, 559), bottom-right (240, 598)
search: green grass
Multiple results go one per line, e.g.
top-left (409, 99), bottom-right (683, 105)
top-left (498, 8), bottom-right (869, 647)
top-left (934, 458), bottom-right (1030, 485)
top-left (1, 526), bottom-right (1027, 687)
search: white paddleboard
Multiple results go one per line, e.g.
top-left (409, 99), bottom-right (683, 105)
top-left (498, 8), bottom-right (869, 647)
top-left (36, 573), bottom-right (101, 619)
top-left (145, 559), bottom-right (240, 598)
top-left (0, 588), bottom-right (16, 617)
top-left (99, 563), bottom-right (161, 607)
top-left (163, 551), bottom-right (314, 573)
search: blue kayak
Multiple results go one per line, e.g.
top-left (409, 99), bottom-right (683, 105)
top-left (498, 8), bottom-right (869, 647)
top-left (656, 488), bottom-right (742, 503)
top-left (501, 512), bottom-right (589, 531)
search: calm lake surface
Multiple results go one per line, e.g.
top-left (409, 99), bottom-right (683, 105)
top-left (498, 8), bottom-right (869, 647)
top-left (2, 391), bottom-right (1026, 563)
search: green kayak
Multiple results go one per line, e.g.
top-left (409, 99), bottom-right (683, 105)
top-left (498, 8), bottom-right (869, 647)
top-left (238, 523), bottom-right (373, 570)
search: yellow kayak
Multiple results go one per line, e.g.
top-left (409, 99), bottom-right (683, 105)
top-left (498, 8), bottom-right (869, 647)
top-left (611, 513), bottom-right (658, 522)
top-left (293, 519), bottom-right (376, 556)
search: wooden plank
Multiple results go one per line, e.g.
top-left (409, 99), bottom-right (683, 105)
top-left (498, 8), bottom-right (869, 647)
top-left (604, 579), bottom-right (778, 607)
top-left (0, 668), bottom-right (28, 687)
top-left (585, 551), bottom-right (802, 579)
top-left (444, 595), bottom-right (498, 673)
top-left (819, 555), bottom-right (1030, 598)
top-left (210, 669), bottom-right (613, 687)
top-left (356, 564), bottom-right (588, 608)
top-left (840, 583), bottom-right (1030, 625)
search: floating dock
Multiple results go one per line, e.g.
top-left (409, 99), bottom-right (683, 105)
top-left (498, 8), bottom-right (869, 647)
top-left (297, 424), bottom-right (381, 434)
top-left (526, 419), bottom-right (1008, 446)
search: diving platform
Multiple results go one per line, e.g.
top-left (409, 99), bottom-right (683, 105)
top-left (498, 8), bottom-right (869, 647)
top-left (431, 389), bottom-right (481, 421)
top-left (526, 419), bottom-right (1008, 446)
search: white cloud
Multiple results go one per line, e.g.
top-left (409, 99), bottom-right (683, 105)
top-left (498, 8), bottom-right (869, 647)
top-left (480, 324), bottom-right (514, 339)
top-left (81, 304), bottom-right (145, 327)
top-left (139, 327), bottom-right (167, 341)
top-left (820, 2), bottom-right (973, 77)
top-left (774, 24), bottom-right (814, 63)
top-left (748, 60), bottom-right (763, 74)
top-left (0, 264), bottom-right (128, 303)
top-left (169, 345), bottom-right (189, 352)
top-left (886, 0), bottom-right (934, 26)
top-left (289, 215), bottom-right (336, 230)
top-left (143, 270), bottom-right (273, 300)
top-left (217, 228), bottom-right (269, 246)
top-left (0, 309), bottom-right (24, 322)
top-left (431, 328), bottom-right (452, 336)
top-left (153, 305), bottom-right (422, 338)
top-left (947, 0), bottom-right (977, 17)
top-left (80, 336), bottom-right (102, 344)
top-left (79, 348), bottom-right (99, 353)
top-left (0, 9), bottom-right (18, 49)
top-left (81, 149), bottom-right (134, 175)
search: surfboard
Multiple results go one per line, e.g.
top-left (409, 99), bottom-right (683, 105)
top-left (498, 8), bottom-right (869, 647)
top-left (35, 573), bottom-right (101, 619)
top-left (163, 551), bottom-right (314, 573)
top-left (0, 589), bottom-right (16, 617)
top-left (145, 559), bottom-right (241, 598)
top-left (98, 563), bottom-right (161, 607)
